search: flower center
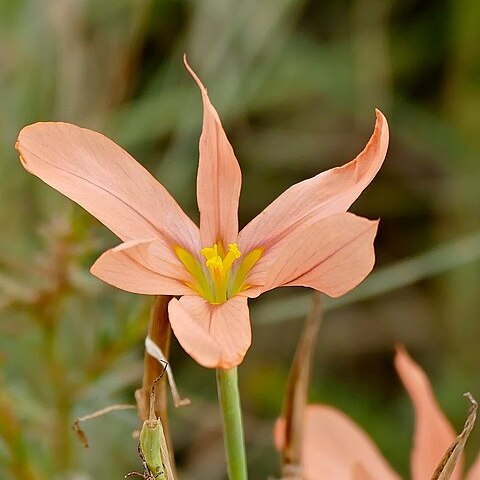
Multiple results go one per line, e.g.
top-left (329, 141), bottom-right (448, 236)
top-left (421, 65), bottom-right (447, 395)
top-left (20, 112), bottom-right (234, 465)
top-left (174, 242), bottom-right (263, 304)
top-left (201, 243), bottom-right (241, 303)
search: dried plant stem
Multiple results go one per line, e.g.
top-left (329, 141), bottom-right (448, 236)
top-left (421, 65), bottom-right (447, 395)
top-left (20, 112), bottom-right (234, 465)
top-left (72, 404), bottom-right (137, 448)
top-left (431, 393), bottom-right (478, 480)
top-left (139, 297), bottom-right (172, 419)
top-left (136, 296), bottom-right (177, 473)
top-left (144, 337), bottom-right (190, 407)
top-left (216, 367), bottom-right (248, 480)
top-left (281, 291), bottom-right (322, 479)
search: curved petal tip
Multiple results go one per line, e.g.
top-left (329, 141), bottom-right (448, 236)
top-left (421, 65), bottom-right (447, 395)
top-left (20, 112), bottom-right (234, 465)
top-left (183, 54), bottom-right (208, 95)
top-left (394, 346), bottom-right (462, 480)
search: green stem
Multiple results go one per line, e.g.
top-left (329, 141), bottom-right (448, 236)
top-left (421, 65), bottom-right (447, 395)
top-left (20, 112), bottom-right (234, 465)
top-left (216, 367), bottom-right (248, 480)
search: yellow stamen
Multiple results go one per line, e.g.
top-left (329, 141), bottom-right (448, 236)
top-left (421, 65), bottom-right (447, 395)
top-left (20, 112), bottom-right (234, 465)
top-left (201, 244), bottom-right (218, 261)
top-left (223, 243), bottom-right (241, 272)
top-left (206, 255), bottom-right (225, 294)
top-left (175, 242), bottom-right (263, 304)
top-left (216, 242), bottom-right (226, 258)
top-left (174, 246), bottom-right (214, 302)
top-left (200, 243), bottom-right (236, 303)
top-left (231, 247), bottom-right (263, 295)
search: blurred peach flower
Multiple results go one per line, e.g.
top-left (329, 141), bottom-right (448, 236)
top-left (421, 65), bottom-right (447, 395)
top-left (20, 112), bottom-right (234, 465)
top-left (16, 57), bottom-right (388, 369)
top-left (275, 348), bottom-right (480, 479)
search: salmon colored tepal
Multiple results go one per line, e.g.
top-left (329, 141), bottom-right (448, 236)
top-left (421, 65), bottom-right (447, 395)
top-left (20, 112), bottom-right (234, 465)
top-left (275, 349), bottom-right (480, 480)
top-left (15, 57), bottom-right (389, 369)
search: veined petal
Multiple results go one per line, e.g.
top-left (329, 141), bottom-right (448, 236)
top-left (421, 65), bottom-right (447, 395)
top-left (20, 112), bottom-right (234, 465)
top-left (394, 347), bottom-right (462, 480)
top-left (91, 238), bottom-right (192, 296)
top-left (274, 405), bottom-right (400, 480)
top-left (16, 123), bottom-right (200, 251)
top-left (257, 213), bottom-right (378, 298)
top-left (168, 295), bottom-right (251, 369)
top-left (238, 110), bottom-right (388, 256)
top-left (184, 56), bottom-right (242, 248)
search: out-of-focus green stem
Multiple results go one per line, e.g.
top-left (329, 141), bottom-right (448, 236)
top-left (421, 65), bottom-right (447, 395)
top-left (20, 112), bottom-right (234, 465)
top-left (41, 324), bottom-right (72, 473)
top-left (0, 390), bottom-right (41, 480)
top-left (216, 367), bottom-right (248, 480)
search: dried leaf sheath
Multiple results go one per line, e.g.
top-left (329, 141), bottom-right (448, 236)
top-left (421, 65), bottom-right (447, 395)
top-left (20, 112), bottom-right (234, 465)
top-left (431, 393), bottom-right (478, 480)
top-left (280, 292), bottom-right (322, 479)
top-left (135, 296), bottom-right (176, 473)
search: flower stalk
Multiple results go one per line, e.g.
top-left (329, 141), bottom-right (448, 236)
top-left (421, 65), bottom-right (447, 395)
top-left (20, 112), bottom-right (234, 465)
top-left (216, 367), bottom-right (248, 480)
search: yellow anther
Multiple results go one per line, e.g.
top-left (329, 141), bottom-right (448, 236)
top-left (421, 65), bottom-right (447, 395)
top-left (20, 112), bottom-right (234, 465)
top-left (201, 244), bottom-right (218, 261)
top-left (175, 242), bottom-right (261, 304)
top-left (228, 243), bottom-right (241, 258)
top-left (206, 255), bottom-right (223, 272)
top-left (223, 243), bottom-right (241, 272)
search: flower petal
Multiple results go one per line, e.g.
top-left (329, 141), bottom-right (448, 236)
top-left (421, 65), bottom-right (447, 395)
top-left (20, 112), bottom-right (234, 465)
top-left (184, 56), bottom-right (242, 248)
top-left (238, 109), bottom-right (388, 256)
top-left (394, 347), bottom-right (462, 480)
top-left (274, 405), bottom-right (400, 480)
top-left (466, 452), bottom-right (480, 480)
top-left (16, 122), bottom-right (200, 250)
top-left (168, 295), bottom-right (251, 368)
top-left (90, 238), bottom-right (192, 296)
top-left (255, 213), bottom-right (377, 298)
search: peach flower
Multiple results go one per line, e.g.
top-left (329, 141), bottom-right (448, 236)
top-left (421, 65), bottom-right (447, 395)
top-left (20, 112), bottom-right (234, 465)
top-left (276, 349), bottom-right (480, 479)
top-left (16, 58), bottom-right (388, 368)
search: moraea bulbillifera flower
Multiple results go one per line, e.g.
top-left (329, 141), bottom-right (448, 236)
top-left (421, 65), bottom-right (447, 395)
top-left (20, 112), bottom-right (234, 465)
top-left (16, 57), bottom-right (388, 368)
top-left (275, 348), bottom-right (480, 480)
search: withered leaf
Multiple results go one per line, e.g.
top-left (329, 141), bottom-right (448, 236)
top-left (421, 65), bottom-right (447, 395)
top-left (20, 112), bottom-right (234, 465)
top-left (280, 292), bottom-right (322, 478)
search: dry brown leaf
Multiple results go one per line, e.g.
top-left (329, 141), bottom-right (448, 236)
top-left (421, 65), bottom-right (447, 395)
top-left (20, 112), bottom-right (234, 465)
top-left (135, 295), bottom-right (178, 476)
top-left (280, 292), bottom-right (323, 478)
top-left (136, 296), bottom-right (173, 422)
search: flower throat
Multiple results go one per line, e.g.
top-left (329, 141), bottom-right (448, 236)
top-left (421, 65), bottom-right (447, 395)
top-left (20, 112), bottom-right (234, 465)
top-left (174, 242), bottom-right (262, 304)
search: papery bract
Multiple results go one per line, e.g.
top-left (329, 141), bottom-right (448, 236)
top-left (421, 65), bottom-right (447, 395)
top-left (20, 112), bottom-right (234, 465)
top-left (16, 57), bottom-right (388, 368)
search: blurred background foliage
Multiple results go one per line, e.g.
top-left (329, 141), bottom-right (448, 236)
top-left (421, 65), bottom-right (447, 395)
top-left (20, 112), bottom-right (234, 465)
top-left (1, 0), bottom-right (480, 478)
